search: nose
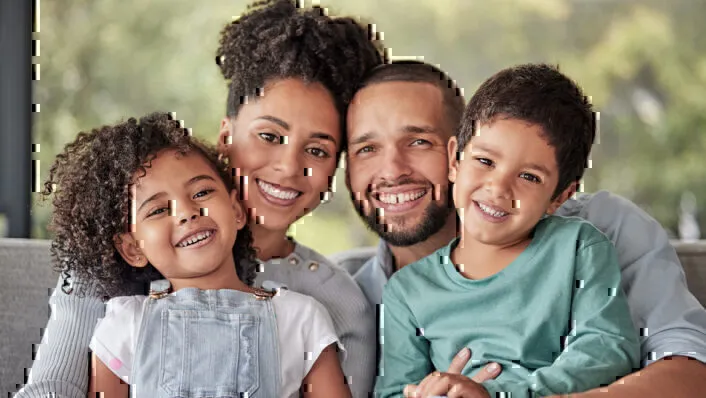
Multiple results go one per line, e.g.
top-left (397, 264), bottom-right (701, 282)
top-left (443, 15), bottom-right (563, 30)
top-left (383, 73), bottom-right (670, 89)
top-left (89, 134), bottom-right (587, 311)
top-left (378, 146), bottom-right (413, 182)
top-left (174, 200), bottom-right (201, 225)
top-left (272, 140), bottom-right (302, 177)
top-left (483, 170), bottom-right (513, 200)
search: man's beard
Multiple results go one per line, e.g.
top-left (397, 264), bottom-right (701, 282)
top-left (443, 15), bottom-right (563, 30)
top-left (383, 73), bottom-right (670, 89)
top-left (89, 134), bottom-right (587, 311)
top-left (354, 191), bottom-right (453, 247)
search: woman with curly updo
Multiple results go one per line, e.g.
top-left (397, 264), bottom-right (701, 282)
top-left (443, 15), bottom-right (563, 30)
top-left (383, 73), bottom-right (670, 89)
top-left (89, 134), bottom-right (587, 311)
top-left (17, 1), bottom-right (383, 398)
top-left (43, 112), bottom-right (351, 397)
top-left (215, 1), bottom-right (382, 396)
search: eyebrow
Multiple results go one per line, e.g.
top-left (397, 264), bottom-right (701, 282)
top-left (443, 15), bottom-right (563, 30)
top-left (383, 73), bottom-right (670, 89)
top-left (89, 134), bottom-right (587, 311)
top-left (524, 163), bottom-right (553, 176)
top-left (257, 115), bottom-right (289, 130)
top-left (137, 174), bottom-right (217, 213)
top-left (349, 125), bottom-right (439, 146)
top-left (257, 115), bottom-right (337, 145)
top-left (471, 143), bottom-right (552, 176)
top-left (402, 125), bottom-right (439, 135)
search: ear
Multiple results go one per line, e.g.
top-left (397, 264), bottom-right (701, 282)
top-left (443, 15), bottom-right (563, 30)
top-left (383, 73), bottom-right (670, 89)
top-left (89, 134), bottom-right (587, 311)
top-left (218, 117), bottom-right (233, 158)
top-left (114, 233), bottom-right (149, 268)
top-left (546, 181), bottom-right (578, 215)
top-left (447, 136), bottom-right (460, 183)
top-left (230, 189), bottom-right (247, 230)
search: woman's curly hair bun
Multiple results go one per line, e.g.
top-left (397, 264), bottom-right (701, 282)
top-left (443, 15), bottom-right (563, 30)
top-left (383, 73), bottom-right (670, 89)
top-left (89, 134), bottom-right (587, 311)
top-left (216, 0), bottom-right (384, 116)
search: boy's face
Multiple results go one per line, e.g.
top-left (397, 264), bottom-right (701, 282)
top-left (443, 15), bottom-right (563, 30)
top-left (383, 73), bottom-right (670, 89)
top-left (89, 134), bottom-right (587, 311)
top-left (116, 149), bottom-right (246, 283)
top-left (448, 118), bottom-right (574, 247)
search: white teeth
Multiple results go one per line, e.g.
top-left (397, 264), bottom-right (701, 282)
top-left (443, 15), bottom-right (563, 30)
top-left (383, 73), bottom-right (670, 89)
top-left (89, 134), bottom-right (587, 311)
top-left (478, 202), bottom-right (508, 218)
top-left (378, 190), bottom-right (426, 205)
top-left (257, 180), bottom-right (299, 200)
top-left (177, 230), bottom-right (213, 247)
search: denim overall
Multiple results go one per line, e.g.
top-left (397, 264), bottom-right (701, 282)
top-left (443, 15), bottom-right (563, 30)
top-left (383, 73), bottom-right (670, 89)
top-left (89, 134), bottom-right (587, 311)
top-left (130, 280), bottom-right (281, 398)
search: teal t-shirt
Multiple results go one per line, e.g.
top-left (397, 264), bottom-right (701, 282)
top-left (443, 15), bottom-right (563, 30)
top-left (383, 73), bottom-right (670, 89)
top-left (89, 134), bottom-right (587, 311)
top-left (376, 215), bottom-right (640, 398)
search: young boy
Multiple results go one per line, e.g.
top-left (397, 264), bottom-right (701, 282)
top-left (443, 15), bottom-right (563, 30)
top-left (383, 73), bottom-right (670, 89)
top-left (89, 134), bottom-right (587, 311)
top-left (376, 64), bottom-right (640, 398)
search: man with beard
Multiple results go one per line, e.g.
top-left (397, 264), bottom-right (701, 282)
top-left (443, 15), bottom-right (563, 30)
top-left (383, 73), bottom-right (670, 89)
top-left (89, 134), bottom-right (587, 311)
top-left (336, 61), bottom-right (706, 397)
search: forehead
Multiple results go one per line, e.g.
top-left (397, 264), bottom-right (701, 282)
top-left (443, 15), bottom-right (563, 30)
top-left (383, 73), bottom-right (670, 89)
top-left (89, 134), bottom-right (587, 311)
top-left (472, 119), bottom-right (558, 166)
top-left (237, 79), bottom-right (341, 133)
top-left (135, 149), bottom-right (219, 189)
top-left (347, 81), bottom-right (448, 138)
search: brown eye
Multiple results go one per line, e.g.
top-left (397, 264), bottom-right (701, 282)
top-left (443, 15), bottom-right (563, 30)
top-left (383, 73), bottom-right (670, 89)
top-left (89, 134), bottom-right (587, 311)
top-left (520, 173), bottom-right (541, 183)
top-left (258, 132), bottom-right (278, 143)
top-left (356, 145), bottom-right (375, 155)
top-left (193, 189), bottom-right (215, 199)
top-left (148, 207), bottom-right (167, 217)
top-left (307, 147), bottom-right (330, 158)
top-left (410, 139), bottom-right (431, 146)
top-left (476, 157), bottom-right (493, 167)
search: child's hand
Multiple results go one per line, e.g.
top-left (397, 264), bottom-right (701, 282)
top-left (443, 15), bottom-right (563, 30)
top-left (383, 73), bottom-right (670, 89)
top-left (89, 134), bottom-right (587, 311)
top-left (403, 348), bottom-right (501, 398)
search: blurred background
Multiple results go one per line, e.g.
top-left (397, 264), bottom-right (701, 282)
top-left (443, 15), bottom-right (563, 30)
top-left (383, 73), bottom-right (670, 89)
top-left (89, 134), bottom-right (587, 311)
top-left (7, 0), bottom-right (706, 253)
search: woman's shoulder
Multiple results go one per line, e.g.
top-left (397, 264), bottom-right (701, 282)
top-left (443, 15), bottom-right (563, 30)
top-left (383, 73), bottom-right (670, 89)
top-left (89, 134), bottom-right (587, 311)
top-left (293, 242), bottom-right (366, 288)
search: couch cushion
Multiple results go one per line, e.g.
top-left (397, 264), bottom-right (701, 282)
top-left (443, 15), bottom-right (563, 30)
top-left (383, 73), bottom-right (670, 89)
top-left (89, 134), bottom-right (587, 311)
top-left (0, 239), bottom-right (57, 396)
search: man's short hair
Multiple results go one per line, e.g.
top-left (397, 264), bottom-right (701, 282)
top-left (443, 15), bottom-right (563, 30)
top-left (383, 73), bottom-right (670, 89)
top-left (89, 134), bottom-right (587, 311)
top-left (359, 60), bottom-right (465, 132)
top-left (458, 63), bottom-right (596, 198)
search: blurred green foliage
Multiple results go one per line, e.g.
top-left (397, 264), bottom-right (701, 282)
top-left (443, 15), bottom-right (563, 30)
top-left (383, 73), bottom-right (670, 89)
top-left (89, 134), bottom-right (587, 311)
top-left (33, 0), bottom-right (706, 253)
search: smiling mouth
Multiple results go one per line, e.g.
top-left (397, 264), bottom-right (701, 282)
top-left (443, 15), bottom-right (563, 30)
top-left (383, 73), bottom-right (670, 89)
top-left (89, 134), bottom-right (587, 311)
top-left (375, 189), bottom-right (427, 205)
top-left (256, 179), bottom-right (302, 202)
top-left (474, 201), bottom-right (509, 218)
top-left (176, 229), bottom-right (215, 248)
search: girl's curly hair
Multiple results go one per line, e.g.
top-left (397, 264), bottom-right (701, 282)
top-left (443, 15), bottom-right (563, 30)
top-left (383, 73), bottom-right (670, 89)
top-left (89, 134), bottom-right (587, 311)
top-left (216, 0), bottom-right (384, 121)
top-left (42, 112), bottom-right (257, 298)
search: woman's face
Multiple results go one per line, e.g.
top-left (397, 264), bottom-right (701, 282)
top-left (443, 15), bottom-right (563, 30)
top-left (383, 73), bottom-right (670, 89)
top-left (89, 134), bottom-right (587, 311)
top-left (218, 78), bottom-right (341, 233)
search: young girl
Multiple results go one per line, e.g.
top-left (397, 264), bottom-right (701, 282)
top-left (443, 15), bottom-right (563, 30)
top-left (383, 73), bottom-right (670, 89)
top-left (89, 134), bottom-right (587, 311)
top-left (43, 112), bottom-right (351, 397)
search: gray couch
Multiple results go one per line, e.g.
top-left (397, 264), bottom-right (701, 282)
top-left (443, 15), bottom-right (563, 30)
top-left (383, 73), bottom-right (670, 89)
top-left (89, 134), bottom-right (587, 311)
top-left (1, 238), bottom-right (705, 396)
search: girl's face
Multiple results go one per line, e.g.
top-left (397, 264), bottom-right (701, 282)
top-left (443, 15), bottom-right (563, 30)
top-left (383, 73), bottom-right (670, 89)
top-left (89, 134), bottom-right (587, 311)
top-left (116, 149), bottom-right (246, 289)
top-left (218, 78), bottom-right (341, 233)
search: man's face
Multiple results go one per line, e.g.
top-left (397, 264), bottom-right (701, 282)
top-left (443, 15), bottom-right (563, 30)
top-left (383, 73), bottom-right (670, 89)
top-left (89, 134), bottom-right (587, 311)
top-left (346, 81), bottom-right (453, 246)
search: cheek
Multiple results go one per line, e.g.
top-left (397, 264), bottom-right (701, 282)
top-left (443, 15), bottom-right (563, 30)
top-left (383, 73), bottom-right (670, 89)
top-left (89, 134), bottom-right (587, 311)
top-left (228, 142), bottom-right (260, 174)
top-left (347, 159), bottom-right (372, 196)
top-left (134, 223), bottom-right (169, 254)
top-left (306, 160), bottom-right (337, 191)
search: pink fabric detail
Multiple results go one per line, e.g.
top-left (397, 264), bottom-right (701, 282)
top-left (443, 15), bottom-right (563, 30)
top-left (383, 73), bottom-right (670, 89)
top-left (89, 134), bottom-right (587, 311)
top-left (108, 358), bottom-right (123, 370)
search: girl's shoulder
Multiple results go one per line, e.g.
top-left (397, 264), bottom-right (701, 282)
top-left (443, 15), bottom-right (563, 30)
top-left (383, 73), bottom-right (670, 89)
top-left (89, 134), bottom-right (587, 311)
top-left (269, 287), bottom-right (343, 394)
top-left (271, 288), bottom-right (328, 318)
top-left (104, 295), bottom-right (149, 318)
top-left (270, 288), bottom-right (337, 341)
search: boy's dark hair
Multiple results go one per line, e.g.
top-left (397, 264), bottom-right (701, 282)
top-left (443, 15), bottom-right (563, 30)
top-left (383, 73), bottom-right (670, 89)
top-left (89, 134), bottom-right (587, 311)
top-left (42, 112), bottom-right (257, 298)
top-left (360, 60), bottom-right (466, 133)
top-left (216, 0), bottom-right (383, 123)
top-left (458, 63), bottom-right (596, 198)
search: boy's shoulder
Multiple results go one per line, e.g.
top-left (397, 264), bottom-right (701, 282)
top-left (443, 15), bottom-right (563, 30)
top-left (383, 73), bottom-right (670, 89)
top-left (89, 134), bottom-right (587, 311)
top-left (538, 214), bottom-right (612, 250)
